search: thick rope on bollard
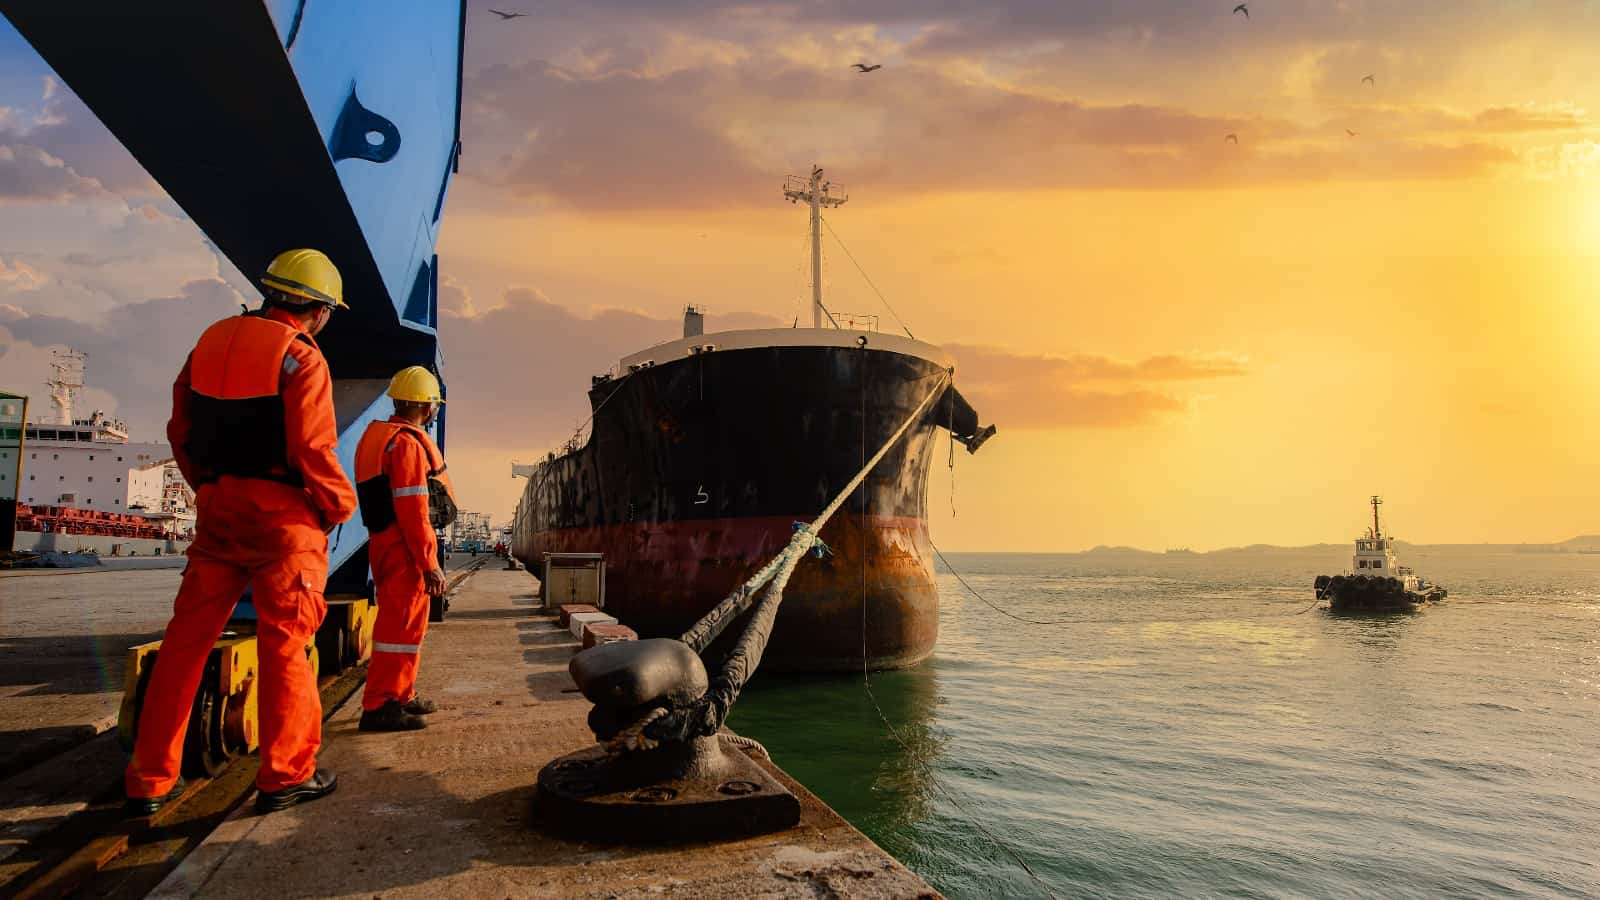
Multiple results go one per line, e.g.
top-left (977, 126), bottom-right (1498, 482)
top-left (643, 370), bottom-right (953, 746)
top-left (540, 369), bottom-right (954, 844)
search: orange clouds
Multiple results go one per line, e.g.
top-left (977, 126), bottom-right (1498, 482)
top-left (949, 344), bottom-right (1249, 429)
top-left (460, 47), bottom-right (1566, 213)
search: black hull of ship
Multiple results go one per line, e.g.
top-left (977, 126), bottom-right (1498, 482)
top-left (1314, 574), bottom-right (1447, 612)
top-left (511, 343), bottom-right (981, 671)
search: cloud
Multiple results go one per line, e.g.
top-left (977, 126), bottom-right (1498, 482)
top-left (0, 142), bottom-right (103, 204)
top-left (1470, 105), bottom-right (1586, 133)
top-left (0, 77), bottom-right (156, 195)
top-left (432, 285), bottom-right (1251, 452)
top-left (437, 273), bottom-right (479, 318)
top-left (949, 343), bottom-right (1249, 428)
top-left (462, 41), bottom-right (1539, 212)
top-left (1525, 140), bottom-right (1600, 179)
top-left (0, 256), bottom-right (49, 292)
top-left (0, 185), bottom-right (236, 321)
top-left (439, 288), bottom-right (782, 450)
top-left (0, 279), bottom-right (246, 436)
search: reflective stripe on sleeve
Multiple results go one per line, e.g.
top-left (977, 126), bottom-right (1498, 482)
top-left (281, 354), bottom-right (301, 376)
top-left (392, 485), bottom-right (428, 497)
top-left (373, 641), bottom-right (422, 654)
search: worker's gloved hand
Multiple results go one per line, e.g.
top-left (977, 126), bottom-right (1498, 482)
top-left (424, 566), bottom-right (447, 596)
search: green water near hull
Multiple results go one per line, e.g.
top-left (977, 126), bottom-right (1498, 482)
top-left (729, 550), bottom-right (1600, 898)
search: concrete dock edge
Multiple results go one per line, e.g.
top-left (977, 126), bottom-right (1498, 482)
top-left (149, 567), bottom-right (940, 899)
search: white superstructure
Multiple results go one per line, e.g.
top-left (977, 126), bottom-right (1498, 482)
top-left (3, 349), bottom-right (194, 533)
top-left (1348, 495), bottom-right (1422, 591)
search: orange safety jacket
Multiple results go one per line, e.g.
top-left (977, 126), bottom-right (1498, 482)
top-left (354, 418), bottom-right (456, 571)
top-left (168, 308), bottom-right (357, 531)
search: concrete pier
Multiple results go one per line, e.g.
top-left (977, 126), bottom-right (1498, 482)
top-left (0, 567), bottom-right (178, 780)
top-left (149, 567), bottom-right (938, 899)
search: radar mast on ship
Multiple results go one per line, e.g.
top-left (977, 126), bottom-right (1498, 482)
top-left (783, 166), bottom-right (848, 329)
top-left (46, 349), bottom-right (85, 426)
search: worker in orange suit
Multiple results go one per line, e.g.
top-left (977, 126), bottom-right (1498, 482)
top-left (356, 366), bottom-right (455, 732)
top-left (124, 249), bottom-right (356, 816)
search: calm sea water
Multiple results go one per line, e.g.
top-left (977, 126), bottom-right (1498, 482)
top-left (728, 550), bottom-right (1600, 899)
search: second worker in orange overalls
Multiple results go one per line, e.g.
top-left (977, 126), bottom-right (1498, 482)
top-left (355, 367), bottom-right (455, 732)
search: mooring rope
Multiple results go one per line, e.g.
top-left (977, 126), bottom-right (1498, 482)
top-left (605, 706), bottom-right (668, 754)
top-left (821, 215), bottom-right (916, 339)
top-left (718, 733), bottom-right (771, 760)
top-left (679, 368), bottom-right (954, 653)
top-left (642, 368), bottom-right (956, 746)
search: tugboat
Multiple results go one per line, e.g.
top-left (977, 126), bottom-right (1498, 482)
top-left (1314, 496), bottom-right (1447, 612)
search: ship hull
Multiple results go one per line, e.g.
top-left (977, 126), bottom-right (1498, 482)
top-left (1314, 574), bottom-right (1447, 612)
top-left (512, 340), bottom-right (980, 671)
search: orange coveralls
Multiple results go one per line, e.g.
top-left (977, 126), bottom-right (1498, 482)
top-left (125, 309), bottom-right (357, 799)
top-left (356, 418), bottom-right (453, 711)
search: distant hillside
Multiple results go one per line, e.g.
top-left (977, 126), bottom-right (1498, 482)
top-left (1056, 537), bottom-right (1600, 556)
top-left (1083, 545), bottom-right (1155, 556)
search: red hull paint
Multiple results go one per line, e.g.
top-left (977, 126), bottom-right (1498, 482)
top-left (527, 514), bottom-right (937, 671)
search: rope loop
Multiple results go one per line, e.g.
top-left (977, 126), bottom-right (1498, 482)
top-left (604, 706), bottom-right (669, 754)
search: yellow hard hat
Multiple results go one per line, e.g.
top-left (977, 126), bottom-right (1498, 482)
top-left (388, 366), bottom-right (444, 405)
top-left (260, 248), bottom-right (347, 309)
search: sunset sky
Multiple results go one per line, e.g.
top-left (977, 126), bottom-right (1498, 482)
top-left (2, 1), bottom-right (1599, 551)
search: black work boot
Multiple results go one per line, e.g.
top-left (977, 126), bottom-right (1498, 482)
top-left (255, 769), bottom-right (338, 813)
top-left (359, 700), bottom-right (427, 732)
top-left (122, 778), bottom-right (186, 818)
top-left (402, 696), bottom-right (437, 715)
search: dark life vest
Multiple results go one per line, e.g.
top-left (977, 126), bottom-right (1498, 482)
top-left (354, 420), bottom-right (457, 533)
top-left (185, 312), bottom-right (313, 487)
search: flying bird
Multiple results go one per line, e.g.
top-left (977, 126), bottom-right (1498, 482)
top-left (489, 9), bottom-right (526, 19)
top-left (1233, 3), bottom-right (1248, 18)
top-left (1362, 74), bottom-right (1375, 85)
top-left (1225, 133), bottom-right (1238, 144)
top-left (853, 63), bottom-right (882, 73)
top-left (1346, 128), bottom-right (1358, 137)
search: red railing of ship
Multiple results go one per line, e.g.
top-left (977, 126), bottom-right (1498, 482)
top-left (11, 502), bottom-right (193, 542)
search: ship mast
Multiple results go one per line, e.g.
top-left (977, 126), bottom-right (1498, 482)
top-left (46, 349), bottom-right (86, 426)
top-left (1370, 495), bottom-right (1383, 539)
top-left (783, 165), bottom-right (848, 328)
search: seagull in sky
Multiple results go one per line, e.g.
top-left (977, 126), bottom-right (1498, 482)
top-left (1362, 74), bottom-right (1376, 85)
top-left (853, 63), bottom-right (882, 73)
top-left (1346, 128), bottom-right (1358, 137)
top-left (1225, 133), bottom-right (1238, 144)
top-left (489, 9), bottom-right (526, 20)
top-left (1233, 3), bottom-right (1249, 18)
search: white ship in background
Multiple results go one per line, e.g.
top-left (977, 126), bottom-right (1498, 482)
top-left (4, 350), bottom-right (194, 556)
